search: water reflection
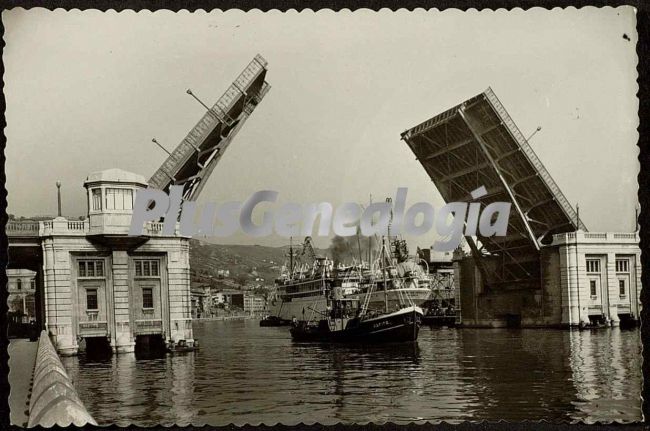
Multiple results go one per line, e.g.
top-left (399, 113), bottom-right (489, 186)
top-left (569, 328), bottom-right (642, 423)
top-left (62, 321), bottom-right (642, 425)
top-left (457, 329), bottom-right (577, 421)
top-left (63, 349), bottom-right (198, 426)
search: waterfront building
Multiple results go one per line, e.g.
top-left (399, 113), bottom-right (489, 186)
top-left (7, 168), bottom-right (193, 355)
top-left (243, 293), bottom-right (266, 314)
top-left (7, 268), bottom-right (37, 323)
top-left (216, 289), bottom-right (244, 309)
top-left (212, 292), bottom-right (226, 305)
top-left (455, 231), bottom-right (641, 327)
top-left (191, 284), bottom-right (213, 318)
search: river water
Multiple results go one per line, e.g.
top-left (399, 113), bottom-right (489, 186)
top-left (62, 320), bottom-right (642, 426)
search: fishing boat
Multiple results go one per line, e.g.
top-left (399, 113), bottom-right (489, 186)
top-left (290, 237), bottom-right (423, 343)
top-left (290, 302), bottom-right (422, 343)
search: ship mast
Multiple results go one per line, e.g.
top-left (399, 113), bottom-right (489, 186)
top-left (384, 197), bottom-right (394, 314)
top-left (382, 237), bottom-right (389, 314)
top-left (368, 194), bottom-right (372, 267)
top-left (289, 236), bottom-right (294, 276)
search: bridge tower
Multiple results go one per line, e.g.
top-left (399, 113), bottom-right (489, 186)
top-left (7, 55), bottom-right (271, 353)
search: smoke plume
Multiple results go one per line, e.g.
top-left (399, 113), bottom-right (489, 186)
top-left (328, 233), bottom-right (378, 265)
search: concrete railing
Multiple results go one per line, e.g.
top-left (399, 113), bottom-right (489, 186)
top-left (6, 220), bottom-right (40, 234)
top-left (27, 331), bottom-right (97, 428)
top-left (8, 218), bottom-right (182, 239)
top-left (551, 231), bottom-right (639, 246)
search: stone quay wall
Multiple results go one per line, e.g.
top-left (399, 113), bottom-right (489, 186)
top-left (27, 331), bottom-right (96, 427)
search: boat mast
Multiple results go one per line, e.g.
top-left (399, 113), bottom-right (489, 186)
top-left (368, 194), bottom-right (372, 268)
top-left (356, 228), bottom-right (363, 268)
top-left (384, 197), bottom-right (393, 314)
top-left (289, 236), bottom-right (294, 276)
top-left (382, 237), bottom-right (388, 314)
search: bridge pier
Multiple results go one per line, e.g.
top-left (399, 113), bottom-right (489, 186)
top-left (111, 250), bottom-right (136, 354)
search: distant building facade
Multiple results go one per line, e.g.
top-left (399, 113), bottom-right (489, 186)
top-left (191, 285), bottom-right (211, 318)
top-left (215, 290), bottom-right (244, 309)
top-left (243, 293), bottom-right (266, 314)
top-left (456, 231), bottom-right (641, 328)
top-left (7, 268), bottom-right (37, 323)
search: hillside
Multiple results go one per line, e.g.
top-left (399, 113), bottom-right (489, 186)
top-left (188, 239), bottom-right (329, 288)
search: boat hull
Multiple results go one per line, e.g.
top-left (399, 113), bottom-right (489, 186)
top-left (259, 316), bottom-right (292, 327)
top-left (421, 315), bottom-right (456, 327)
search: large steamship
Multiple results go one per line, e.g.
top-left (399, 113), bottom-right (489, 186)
top-left (266, 237), bottom-right (432, 323)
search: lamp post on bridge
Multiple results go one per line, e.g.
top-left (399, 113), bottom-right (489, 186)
top-left (56, 180), bottom-right (62, 217)
top-left (526, 126), bottom-right (542, 142)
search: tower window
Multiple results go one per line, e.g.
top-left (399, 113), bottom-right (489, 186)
top-left (142, 287), bottom-right (154, 309)
top-left (619, 279), bottom-right (627, 297)
top-left (135, 259), bottom-right (160, 277)
top-left (86, 289), bottom-right (98, 311)
top-left (616, 259), bottom-right (630, 273)
top-left (586, 259), bottom-right (600, 273)
top-left (79, 260), bottom-right (105, 278)
top-left (91, 188), bottom-right (102, 211)
top-left (105, 188), bottom-right (133, 210)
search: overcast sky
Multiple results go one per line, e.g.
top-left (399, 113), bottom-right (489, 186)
top-left (3, 7), bottom-right (639, 249)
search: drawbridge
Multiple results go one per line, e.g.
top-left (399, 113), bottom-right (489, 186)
top-left (149, 54), bottom-right (270, 201)
top-left (401, 88), bottom-right (585, 289)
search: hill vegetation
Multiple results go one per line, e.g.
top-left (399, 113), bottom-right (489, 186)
top-left (189, 239), bottom-right (329, 289)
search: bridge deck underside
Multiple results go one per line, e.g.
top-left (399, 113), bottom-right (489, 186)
top-left (148, 55), bottom-right (270, 201)
top-left (402, 88), bottom-right (584, 287)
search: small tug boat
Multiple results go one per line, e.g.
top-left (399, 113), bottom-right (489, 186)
top-left (290, 237), bottom-right (423, 343)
